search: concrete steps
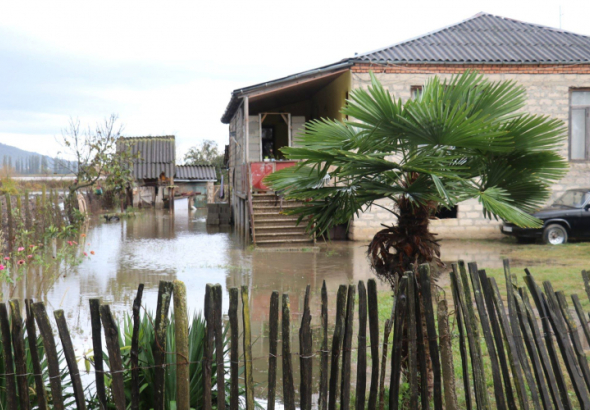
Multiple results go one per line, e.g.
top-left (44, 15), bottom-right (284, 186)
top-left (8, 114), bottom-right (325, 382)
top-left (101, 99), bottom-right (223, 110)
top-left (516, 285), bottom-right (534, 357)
top-left (251, 193), bottom-right (313, 248)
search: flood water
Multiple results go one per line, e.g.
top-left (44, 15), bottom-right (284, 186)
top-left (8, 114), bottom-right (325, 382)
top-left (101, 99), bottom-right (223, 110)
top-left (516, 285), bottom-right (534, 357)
top-left (3, 198), bottom-right (543, 408)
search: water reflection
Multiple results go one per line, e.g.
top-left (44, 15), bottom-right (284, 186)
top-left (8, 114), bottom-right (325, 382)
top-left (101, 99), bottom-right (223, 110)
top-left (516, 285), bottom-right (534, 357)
top-left (3, 198), bottom-right (542, 408)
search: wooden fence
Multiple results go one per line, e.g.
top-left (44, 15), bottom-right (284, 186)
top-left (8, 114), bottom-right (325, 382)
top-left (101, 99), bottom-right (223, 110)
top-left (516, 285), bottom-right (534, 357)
top-left (0, 260), bottom-right (590, 408)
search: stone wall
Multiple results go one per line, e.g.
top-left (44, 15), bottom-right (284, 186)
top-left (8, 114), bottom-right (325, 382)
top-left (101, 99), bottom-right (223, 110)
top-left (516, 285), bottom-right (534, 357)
top-left (348, 69), bottom-right (590, 241)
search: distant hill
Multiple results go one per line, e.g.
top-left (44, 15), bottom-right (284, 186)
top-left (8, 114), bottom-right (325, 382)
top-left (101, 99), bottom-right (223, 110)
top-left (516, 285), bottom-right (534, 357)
top-left (0, 142), bottom-right (72, 175)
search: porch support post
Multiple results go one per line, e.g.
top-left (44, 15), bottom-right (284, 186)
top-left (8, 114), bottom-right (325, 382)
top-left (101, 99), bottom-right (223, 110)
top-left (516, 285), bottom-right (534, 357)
top-left (244, 96), bottom-right (249, 164)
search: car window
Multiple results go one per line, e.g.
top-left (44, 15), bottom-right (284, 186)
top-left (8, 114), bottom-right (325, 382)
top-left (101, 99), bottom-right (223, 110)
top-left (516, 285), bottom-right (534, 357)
top-left (553, 191), bottom-right (590, 207)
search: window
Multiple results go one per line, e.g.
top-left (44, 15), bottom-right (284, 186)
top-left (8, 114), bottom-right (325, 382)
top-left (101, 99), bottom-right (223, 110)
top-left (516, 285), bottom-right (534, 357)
top-left (410, 86), bottom-right (423, 99)
top-left (570, 90), bottom-right (590, 160)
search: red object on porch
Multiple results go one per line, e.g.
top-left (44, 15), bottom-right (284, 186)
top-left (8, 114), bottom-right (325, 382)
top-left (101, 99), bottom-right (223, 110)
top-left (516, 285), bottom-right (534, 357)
top-left (251, 161), bottom-right (297, 191)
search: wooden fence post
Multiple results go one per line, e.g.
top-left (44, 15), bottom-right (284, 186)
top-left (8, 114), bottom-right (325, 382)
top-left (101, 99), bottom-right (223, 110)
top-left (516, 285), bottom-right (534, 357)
top-left (406, 271), bottom-right (419, 409)
top-left (228, 288), bottom-right (239, 410)
top-left (340, 285), bottom-right (356, 410)
top-left (9, 300), bottom-right (30, 410)
top-left (174, 280), bottom-right (190, 410)
top-left (449, 267), bottom-right (472, 410)
top-left (389, 278), bottom-right (407, 410)
top-left (319, 281), bottom-right (329, 410)
top-left (32, 302), bottom-right (64, 410)
top-left (89, 299), bottom-right (107, 410)
top-left (154, 281), bottom-right (174, 410)
top-left (131, 285), bottom-right (144, 410)
top-left (478, 270), bottom-right (518, 410)
top-left (54, 309), bottom-right (87, 410)
top-left (25, 300), bottom-right (48, 410)
top-left (379, 299), bottom-right (395, 410)
top-left (437, 299), bottom-right (458, 410)
top-left (582, 270), bottom-right (590, 305)
top-left (524, 272), bottom-right (572, 410)
top-left (355, 281), bottom-right (368, 410)
top-left (0, 303), bottom-right (18, 410)
top-left (328, 285), bottom-right (347, 410)
top-left (34, 196), bottom-right (42, 241)
top-left (5, 194), bottom-right (13, 251)
top-left (24, 191), bottom-right (32, 232)
top-left (467, 262), bottom-right (506, 410)
top-left (100, 305), bottom-right (126, 410)
top-left (300, 285), bottom-right (313, 410)
top-left (571, 294), bottom-right (590, 347)
top-left (241, 286), bottom-right (255, 410)
top-left (282, 293), bottom-right (296, 410)
top-left (268, 291), bottom-right (279, 410)
top-left (204, 284), bottom-right (215, 410)
top-left (367, 279), bottom-right (380, 410)
top-left (214, 284), bottom-right (226, 410)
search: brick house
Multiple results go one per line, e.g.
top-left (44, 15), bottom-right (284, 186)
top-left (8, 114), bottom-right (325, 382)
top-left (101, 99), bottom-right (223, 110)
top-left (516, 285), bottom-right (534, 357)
top-left (221, 12), bottom-right (590, 242)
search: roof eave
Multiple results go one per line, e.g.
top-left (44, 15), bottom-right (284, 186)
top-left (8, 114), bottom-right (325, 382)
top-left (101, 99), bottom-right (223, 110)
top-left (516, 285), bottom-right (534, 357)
top-left (220, 60), bottom-right (354, 124)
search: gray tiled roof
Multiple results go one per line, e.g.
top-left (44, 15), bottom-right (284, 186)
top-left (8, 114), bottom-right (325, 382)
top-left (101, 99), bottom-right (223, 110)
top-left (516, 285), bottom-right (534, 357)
top-left (117, 136), bottom-right (176, 180)
top-left (356, 13), bottom-right (590, 64)
top-left (175, 165), bottom-right (217, 181)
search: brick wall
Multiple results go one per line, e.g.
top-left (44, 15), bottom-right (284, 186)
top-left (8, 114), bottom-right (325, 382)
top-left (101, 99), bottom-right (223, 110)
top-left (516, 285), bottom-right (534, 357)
top-left (348, 66), bottom-right (590, 241)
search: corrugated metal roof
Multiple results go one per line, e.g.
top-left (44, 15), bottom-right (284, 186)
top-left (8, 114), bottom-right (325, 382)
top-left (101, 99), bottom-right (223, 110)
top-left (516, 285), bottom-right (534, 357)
top-left (356, 13), bottom-right (590, 64)
top-left (117, 136), bottom-right (176, 180)
top-left (175, 165), bottom-right (217, 181)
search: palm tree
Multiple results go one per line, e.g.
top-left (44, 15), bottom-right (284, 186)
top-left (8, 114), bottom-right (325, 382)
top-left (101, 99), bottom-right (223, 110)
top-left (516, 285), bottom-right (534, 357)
top-left (266, 71), bottom-right (568, 284)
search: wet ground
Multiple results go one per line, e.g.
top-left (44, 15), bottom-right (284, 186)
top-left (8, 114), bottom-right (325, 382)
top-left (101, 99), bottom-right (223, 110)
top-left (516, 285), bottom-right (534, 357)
top-left (2, 198), bottom-right (570, 408)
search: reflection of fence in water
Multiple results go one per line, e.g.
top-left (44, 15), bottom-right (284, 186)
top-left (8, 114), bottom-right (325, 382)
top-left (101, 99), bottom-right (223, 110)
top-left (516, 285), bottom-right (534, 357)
top-left (3, 261), bottom-right (590, 408)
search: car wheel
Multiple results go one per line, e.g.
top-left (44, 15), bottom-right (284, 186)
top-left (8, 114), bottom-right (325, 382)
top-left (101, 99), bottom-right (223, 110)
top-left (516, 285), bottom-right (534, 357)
top-left (542, 224), bottom-right (568, 245)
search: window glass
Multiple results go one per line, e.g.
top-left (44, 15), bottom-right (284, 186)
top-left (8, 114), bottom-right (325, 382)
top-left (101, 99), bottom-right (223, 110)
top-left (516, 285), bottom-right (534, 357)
top-left (553, 190), bottom-right (590, 207)
top-left (572, 91), bottom-right (590, 105)
top-left (571, 109), bottom-right (586, 160)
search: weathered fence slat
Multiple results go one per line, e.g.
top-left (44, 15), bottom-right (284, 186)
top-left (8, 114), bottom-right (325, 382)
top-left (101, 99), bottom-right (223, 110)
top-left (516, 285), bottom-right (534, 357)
top-left (228, 288), bottom-right (240, 410)
top-left (328, 285), bottom-right (347, 410)
top-left (319, 281), bottom-right (329, 410)
top-left (32, 302), bottom-right (65, 410)
top-left (406, 271), bottom-right (419, 409)
top-left (25, 300), bottom-right (48, 410)
top-left (488, 278), bottom-right (529, 410)
top-left (24, 191), bottom-right (32, 231)
top-left (0, 303), bottom-right (18, 410)
top-left (214, 284), bottom-right (226, 410)
top-left (505, 265), bottom-right (542, 410)
top-left (5, 193), bottom-right (14, 250)
top-left (454, 262), bottom-right (488, 409)
top-left (54, 309), bottom-right (87, 410)
top-left (582, 270), bottom-right (590, 305)
top-left (174, 280), bottom-right (190, 410)
top-left (437, 299), bottom-right (458, 410)
top-left (513, 292), bottom-right (553, 410)
top-left (99, 305), bottom-right (126, 410)
top-left (389, 278), bottom-right (407, 410)
top-left (478, 270), bottom-right (518, 410)
top-left (450, 268), bottom-right (472, 410)
top-left (89, 299), bottom-right (107, 410)
top-left (131, 285), bottom-right (144, 410)
top-left (413, 277), bottom-right (429, 410)
top-left (153, 281), bottom-right (173, 410)
top-left (419, 263), bottom-right (443, 410)
top-left (242, 286), bottom-right (255, 410)
top-left (367, 278), bottom-right (380, 410)
top-left (571, 294), bottom-right (590, 347)
top-left (9, 300), bottom-right (30, 410)
top-left (467, 263), bottom-right (506, 410)
top-left (282, 293), bottom-right (296, 410)
top-left (542, 281), bottom-right (590, 408)
top-left (267, 291), bottom-right (279, 410)
top-left (555, 291), bottom-right (590, 392)
top-left (300, 285), bottom-right (313, 410)
top-left (355, 281), bottom-right (368, 410)
top-left (204, 284), bottom-right (215, 410)
top-left (524, 273), bottom-right (573, 410)
top-left (341, 284), bottom-right (356, 410)
top-left (379, 300), bottom-right (395, 410)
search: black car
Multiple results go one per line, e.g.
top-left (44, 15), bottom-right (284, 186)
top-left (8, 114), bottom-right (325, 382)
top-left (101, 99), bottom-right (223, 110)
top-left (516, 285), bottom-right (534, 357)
top-left (502, 188), bottom-right (590, 245)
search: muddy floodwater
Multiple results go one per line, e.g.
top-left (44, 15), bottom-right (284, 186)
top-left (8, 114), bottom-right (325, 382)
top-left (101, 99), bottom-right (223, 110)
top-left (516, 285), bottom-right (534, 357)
top-left (3, 199), bottom-right (551, 408)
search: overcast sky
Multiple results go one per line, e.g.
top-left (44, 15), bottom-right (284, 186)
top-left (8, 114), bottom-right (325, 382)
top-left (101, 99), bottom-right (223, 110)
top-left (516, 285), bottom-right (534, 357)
top-left (0, 0), bottom-right (589, 161)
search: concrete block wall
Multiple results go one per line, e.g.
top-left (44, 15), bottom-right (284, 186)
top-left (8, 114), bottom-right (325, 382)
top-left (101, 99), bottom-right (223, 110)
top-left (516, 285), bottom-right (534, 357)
top-left (348, 67), bottom-right (590, 241)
